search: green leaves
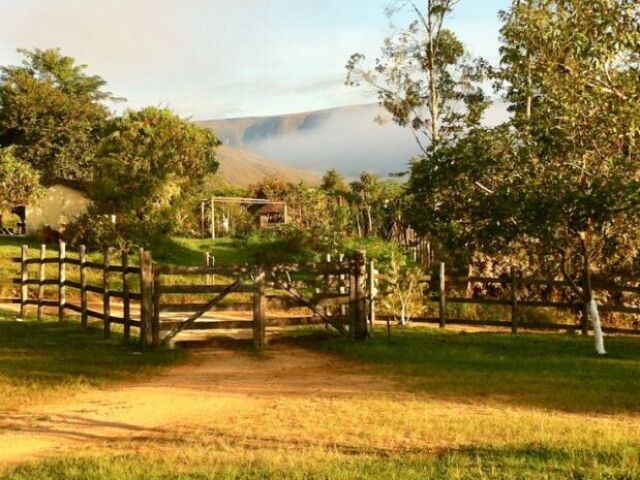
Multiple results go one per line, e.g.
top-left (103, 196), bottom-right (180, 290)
top-left (0, 48), bottom-right (110, 183)
top-left (407, 0), bottom-right (640, 277)
top-left (0, 147), bottom-right (41, 210)
top-left (346, 0), bottom-right (488, 153)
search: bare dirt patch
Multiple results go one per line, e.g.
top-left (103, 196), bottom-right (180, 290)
top-left (0, 344), bottom-right (396, 465)
top-left (1, 340), bottom-right (639, 470)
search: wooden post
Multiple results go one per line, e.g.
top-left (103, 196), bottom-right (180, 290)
top-left (211, 197), bottom-right (216, 239)
top-left (581, 276), bottom-right (590, 336)
top-left (103, 247), bottom-right (111, 339)
top-left (37, 244), bottom-right (46, 321)
top-left (58, 241), bottom-right (66, 322)
top-left (80, 245), bottom-right (88, 327)
top-left (200, 201), bottom-right (205, 239)
top-left (152, 267), bottom-right (161, 348)
top-left (339, 253), bottom-right (348, 320)
top-left (438, 262), bottom-right (446, 328)
top-left (367, 259), bottom-right (376, 330)
top-left (139, 249), bottom-right (154, 347)
top-left (19, 245), bottom-right (28, 319)
top-left (253, 271), bottom-right (267, 348)
top-left (205, 251), bottom-right (215, 284)
top-left (122, 250), bottom-right (131, 341)
top-left (510, 266), bottom-right (518, 334)
top-left (350, 250), bottom-right (368, 340)
top-left (323, 254), bottom-right (332, 327)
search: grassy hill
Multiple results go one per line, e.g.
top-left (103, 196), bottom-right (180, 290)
top-left (216, 145), bottom-right (319, 187)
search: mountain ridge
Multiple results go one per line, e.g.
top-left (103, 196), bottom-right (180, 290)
top-left (197, 103), bottom-right (421, 178)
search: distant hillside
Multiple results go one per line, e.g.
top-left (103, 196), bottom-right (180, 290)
top-left (198, 104), bottom-right (422, 178)
top-left (200, 104), bottom-right (369, 147)
top-left (215, 145), bottom-right (320, 187)
top-left (199, 103), bottom-right (508, 178)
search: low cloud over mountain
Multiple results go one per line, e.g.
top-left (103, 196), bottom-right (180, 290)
top-left (200, 102), bottom-right (509, 179)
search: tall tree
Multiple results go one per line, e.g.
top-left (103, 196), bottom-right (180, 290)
top-left (0, 147), bottom-right (41, 211)
top-left (409, 0), bottom-right (640, 354)
top-left (86, 107), bottom-right (220, 244)
top-left (346, 0), bottom-right (489, 154)
top-left (0, 49), bottom-right (113, 183)
top-left (498, 0), bottom-right (639, 354)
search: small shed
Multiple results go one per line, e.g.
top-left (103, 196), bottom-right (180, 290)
top-left (250, 202), bottom-right (288, 228)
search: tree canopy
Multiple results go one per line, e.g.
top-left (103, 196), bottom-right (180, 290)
top-left (0, 49), bottom-right (113, 183)
top-left (0, 147), bottom-right (41, 211)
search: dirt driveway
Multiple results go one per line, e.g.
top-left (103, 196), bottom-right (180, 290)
top-left (0, 343), bottom-right (396, 465)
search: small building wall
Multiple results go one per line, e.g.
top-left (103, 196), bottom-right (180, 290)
top-left (27, 184), bottom-right (90, 233)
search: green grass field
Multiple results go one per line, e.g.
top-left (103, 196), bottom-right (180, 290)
top-left (1, 320), bottom-right (639, 479)
top-left (2, 236), bottom-right (640, 479)
top-left (311, 327), bottom-right (640, 414)
top-left (0, 310), bottom-right (181, 410)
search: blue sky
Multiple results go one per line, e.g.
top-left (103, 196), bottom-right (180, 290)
top-left (0, 0), bottom-right (510, 120)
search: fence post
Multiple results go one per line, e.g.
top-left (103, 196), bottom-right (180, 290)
top-left (323, 254), bottom-right (332, 328)
top-left (367, 259), bottom-right (376, 330)
top-left (58, 241), bottom-right (66, 322)
top-left (103, 247), bottom-right (111, 339)
top-left (438, 262), bottom-right (446, 328)
top-left (152, 267), bottom-right (161, 348)
top-left (139, 249), bottom-right (154, 348)
top-left (339, 253), bottom-right (347, 322)
top-left (581, 276), bottom-right (590, 335)
top-left (80, 245), bottom-right (88, 327)
top-left (200, 201), bottom-right (205, 239)
top-left (510, 266), bottom-right (518, 334)
top-left (122, 250), bottom-right (131, 341)
top-left (205, 251), bottom-right (215, 284)
top-left (19, 245), bottom-right (28, 319)
top-left (253, 270), bottom-right (267, 348)
top-left (37, 244), bottom-right (46, 322)
top-left (350, 250), bottom-right (368, 340)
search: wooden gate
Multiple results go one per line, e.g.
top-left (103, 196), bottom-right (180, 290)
top-left (265, 250), bottom-right (368, 340)
top-left (13, 242), bottom-right (370, 349)
top-left (151, 264), bottom-right (261, 346)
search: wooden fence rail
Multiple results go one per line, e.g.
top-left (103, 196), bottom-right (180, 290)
top-left (14, 241), bottom-right (152, 346)
top-left (373, 261), bottom-right (640, 335)
top-left (11, 242), bottom-right (370, 349)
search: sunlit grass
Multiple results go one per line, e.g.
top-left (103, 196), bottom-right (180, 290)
top-left (308, 326), bottom-right (640, 414)
top-left (0, 311), bottom-right (181, 410)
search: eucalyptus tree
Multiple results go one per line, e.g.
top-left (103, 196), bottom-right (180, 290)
top-left (346, 0), bottom-right (489, 153)
top-left (496, 0), bottom-right (640, 354)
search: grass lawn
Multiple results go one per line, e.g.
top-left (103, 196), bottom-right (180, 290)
top-left (0, 310), bottom-right (181, 411)
top-left (2, 327), bottom-right (639, 479)
top-left (310, 327), bottom-right (640, 414)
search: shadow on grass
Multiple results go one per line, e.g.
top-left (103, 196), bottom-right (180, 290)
top-left (294, 327), bottom-right (640, 415)
top-left (4, 440), bottom-right (639, 480)
top-left (0, 314), bottom-right (181, 389)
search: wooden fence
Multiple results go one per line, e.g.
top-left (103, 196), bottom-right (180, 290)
top-left (373, 262), bottom-right (640, 335)
top-left (13, 242), bottom-right (151, 342)
top-left (11, 242), bottom-right (370, 348)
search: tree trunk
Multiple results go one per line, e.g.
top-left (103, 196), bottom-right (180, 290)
top-left (581, 242), bottom-right (606, 355)
top-left (587, 299), bottom-right (606, 355)
top-left (399, 300), bottom-right (407, 326)
top-left (364, 207), bottom-right (373, 236)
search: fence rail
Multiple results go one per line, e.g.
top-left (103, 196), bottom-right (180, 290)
top-left (374, 261), bottom-right (640, 335)
top-left (10, 242), bottom-right (370, 348)
top-left (13, 242), bottom-right (152, 344)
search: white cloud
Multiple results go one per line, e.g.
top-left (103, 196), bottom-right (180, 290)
top-left (0, 0), bottom-right (505, 118)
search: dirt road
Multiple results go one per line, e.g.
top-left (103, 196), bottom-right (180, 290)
top-left (0, 344), bottom-right (395, 465)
